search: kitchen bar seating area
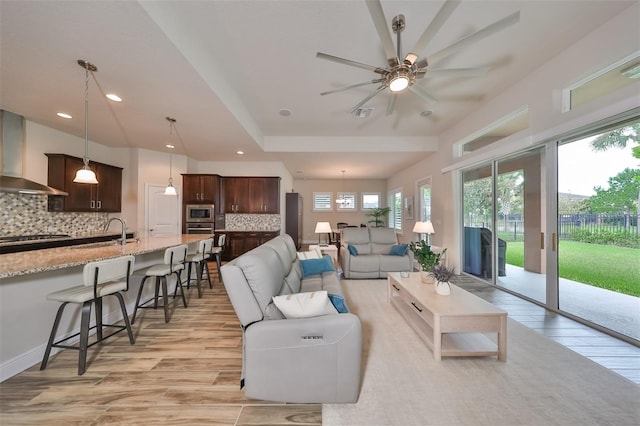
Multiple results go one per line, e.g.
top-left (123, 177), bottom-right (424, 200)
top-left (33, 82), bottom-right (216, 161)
top-left (0, 234), bottom-right (214, 380)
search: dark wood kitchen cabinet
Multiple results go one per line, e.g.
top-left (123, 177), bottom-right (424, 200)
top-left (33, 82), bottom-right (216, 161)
top-left (249, 177), bottom-right (280, 213)
top-left (223, 177), bottom-right (280, 213)
top-left (46, 153), bottom-right (122, 212)
top-left (223, 231), bottom-right (279, 260)
top-left (182, 174), bottom-right (219, 204)
top-left (222, 177), bottom-right (250, 213)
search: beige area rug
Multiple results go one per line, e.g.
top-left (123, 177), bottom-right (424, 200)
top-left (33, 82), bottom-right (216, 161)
top-left (323, 279), bottom-right (640, 426)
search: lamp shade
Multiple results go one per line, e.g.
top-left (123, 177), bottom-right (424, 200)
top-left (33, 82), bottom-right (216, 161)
top-left (73, 166), bottom-right (98, 184)
top-left (314, 222), bottom-right (332, 234)
top-left (164, 183), bottom-right (177, 196)
top-left (413, 220), bottom-right (435, 234)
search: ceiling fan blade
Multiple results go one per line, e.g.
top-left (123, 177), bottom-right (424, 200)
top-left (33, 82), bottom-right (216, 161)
top-left (429, 11), bottom-right (520, 64)
top-left (351, 85), bottom-right (387, 112)
top-left (404, 0), bottom-right (461, 65)
top-left (419, 67), bottom-right (490, 78)
top-left (409, 85), bottom-right (439, 105)
top-left (316, 52), bottom-right (388, 75)
top-left (365, 0), bottom-right (399, 66)
top-left (320, 79), bottom-right (385, 96)
top-left (386, 94), bottom-right (397, 116)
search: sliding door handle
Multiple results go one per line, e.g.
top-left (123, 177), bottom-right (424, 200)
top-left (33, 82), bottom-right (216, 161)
top-left (540, 232), bottom-right (544, 250)
top-left (552, 233), bottom-right (557, 252)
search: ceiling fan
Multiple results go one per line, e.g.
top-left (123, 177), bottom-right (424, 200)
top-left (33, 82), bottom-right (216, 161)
top-left (317, 0), bottom-right (520, 116)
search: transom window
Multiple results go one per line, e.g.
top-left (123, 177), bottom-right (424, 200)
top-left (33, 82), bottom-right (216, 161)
top-left (313, 192), bottom-right (333, 211)
top-left (336, 192), bottom-right (357, 210)
top-left (361, 192), bottom-right (381, 210)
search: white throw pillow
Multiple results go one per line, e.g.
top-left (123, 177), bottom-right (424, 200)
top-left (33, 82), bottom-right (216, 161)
top-left (272, 290), bottom-right (338, 319)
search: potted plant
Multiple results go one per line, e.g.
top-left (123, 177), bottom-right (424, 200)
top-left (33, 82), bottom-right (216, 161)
top-left (367, 207), bottom-right (391, 228)
top-left (430, 264), bottom-right (456, 296)
top-left (409, 240), bottom-right (447, 283)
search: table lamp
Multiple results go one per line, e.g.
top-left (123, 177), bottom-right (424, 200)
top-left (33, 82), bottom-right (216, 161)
top-left (413, 220), bottom-right (435, 245)
top-left (314, 221), bottom-right (332, 246)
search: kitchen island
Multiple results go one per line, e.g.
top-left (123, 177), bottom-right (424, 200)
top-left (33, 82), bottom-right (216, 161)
top-left (0, 234), bottom-right (209, 381)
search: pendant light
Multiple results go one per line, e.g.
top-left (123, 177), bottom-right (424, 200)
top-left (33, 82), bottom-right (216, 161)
top-left (336, 170), bottom-right (348, 206)
top-left (73, 60), bottom-right (99, 184)
top-left (164, 117), bottom-right (177, 196)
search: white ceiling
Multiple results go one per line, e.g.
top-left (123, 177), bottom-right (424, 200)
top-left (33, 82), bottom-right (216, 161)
top-left (0, 0), bottom-right (634, 179)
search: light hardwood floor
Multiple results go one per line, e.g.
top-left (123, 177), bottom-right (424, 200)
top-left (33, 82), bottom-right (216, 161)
top-left (0, 265), bottom-right (321, 426)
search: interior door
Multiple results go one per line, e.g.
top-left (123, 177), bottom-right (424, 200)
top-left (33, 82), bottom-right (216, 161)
top-left (146, 184), bottom-right (180, 236)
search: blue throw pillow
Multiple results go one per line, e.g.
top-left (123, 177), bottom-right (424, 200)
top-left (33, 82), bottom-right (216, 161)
top-left (328, 293), bottom-right (349, 313)
top-left (347, 244), bottom-right (358, 256)
top-left (390, 244), bottom-right (409, 256)
top-left (300, 255), bottom-right (335, 278)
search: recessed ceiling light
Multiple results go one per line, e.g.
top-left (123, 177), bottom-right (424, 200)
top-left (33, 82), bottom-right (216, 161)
top-left (166, 144), bottom-right (175, 149)
top-left (237, 150), bottom-right (244, 155)
top-left (106, 93), bottom-right (122, 102)
top-left (56, 112), bottom-right (72, 119)
top-left (279, 109), bottom-right (292, 117)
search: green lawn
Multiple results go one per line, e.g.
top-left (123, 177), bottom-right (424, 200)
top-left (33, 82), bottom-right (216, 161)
top-left (505, 241), bottom-right (640, 297)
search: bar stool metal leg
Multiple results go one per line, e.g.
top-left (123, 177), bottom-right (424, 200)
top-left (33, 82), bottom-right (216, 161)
top-left (78, 300), bottom-right (92, 375)
top-left (40, 302), bottom-right (69, 370)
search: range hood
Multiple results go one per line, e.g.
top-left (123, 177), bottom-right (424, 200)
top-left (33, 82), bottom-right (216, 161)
top-left (0, 110), bottom-right (68, 196)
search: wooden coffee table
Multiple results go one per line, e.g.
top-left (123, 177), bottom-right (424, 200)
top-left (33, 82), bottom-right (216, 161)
top-left (387, 272), bottom-right (507, 361)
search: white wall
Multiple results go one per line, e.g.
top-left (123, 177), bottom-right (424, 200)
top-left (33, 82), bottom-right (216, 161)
top-left (292, 178), bottom-right (387, 243)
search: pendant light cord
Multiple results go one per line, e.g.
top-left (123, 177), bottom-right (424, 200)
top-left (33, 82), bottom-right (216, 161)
top-left (83, 63), bottom-right (90, 167)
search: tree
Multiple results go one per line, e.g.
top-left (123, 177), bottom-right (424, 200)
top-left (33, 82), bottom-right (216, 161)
top-left (590, 122), bottom-right (640, 232)
top-left (590, 168), bottom-right (640, 214)
top-left (591, 123), bottom-right (640, 159)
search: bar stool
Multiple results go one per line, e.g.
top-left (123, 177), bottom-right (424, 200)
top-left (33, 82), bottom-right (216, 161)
top-left (184, 238), bottom-right (214, 298)
top-left (211, 234), bottom-right (226, 283)
top-left (131, 244), bottom-right (188, 324)
top-left (40, 255), bottom-right (136, 375)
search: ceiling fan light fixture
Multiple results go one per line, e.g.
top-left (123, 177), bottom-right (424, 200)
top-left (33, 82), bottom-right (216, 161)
top-left (389, 74), bottom-right (409, 92)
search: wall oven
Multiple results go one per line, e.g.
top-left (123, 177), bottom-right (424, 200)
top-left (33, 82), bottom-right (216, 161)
top-left (186, 204), bottom-right (214, 223)
top-left (185, 222), bottom-right (214, 235)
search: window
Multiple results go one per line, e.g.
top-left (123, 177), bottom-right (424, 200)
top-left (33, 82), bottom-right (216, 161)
top-left (388, 189), bottom-right (402, 231)
top-left (417, 178), bottom-right (432, 221)
top-left (313, 192), bottom-right (333, 211)
top-left (336, 192), bottom-right (357, 210)
top-left (361, 192), bottom-right (381, 210)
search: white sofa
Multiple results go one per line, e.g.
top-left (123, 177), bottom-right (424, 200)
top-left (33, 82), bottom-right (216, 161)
top-left (339, 227), bottom-right (412, 279)
top-left (220, 233), bottom-right (362, 403)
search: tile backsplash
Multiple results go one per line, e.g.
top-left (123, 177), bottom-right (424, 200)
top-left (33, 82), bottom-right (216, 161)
top-left (0, 193), bottom-right (108, 236)
top-left (225, 214), bottom-right (280, 231)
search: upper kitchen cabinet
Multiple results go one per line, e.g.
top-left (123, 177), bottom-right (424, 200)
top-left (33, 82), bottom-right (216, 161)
top-left (223, 177), bottom-right (280, 214)
top-left (249, 177), bottom-right (280, 213)
top-left (182, 174), bottom-right (219, 204)
top-left (222, 177), bottom-right (250, 213)
top-left (46, 153), bottom-right (122, 212)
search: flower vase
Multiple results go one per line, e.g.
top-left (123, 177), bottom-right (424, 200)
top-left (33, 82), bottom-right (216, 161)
top-left (420, 270), bottom-right (433, 284)
top-left (435, 281), bottom-right (451, 296)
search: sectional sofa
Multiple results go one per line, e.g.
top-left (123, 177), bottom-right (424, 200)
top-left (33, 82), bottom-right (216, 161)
top-left (339, 227), bottom-right (412, 278)
top-left (220, 233), bottom-right (362, 403)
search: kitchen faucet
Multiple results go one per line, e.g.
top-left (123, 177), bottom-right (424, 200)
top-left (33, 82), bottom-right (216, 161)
top-left (104, 217), bottom-right (127, 247)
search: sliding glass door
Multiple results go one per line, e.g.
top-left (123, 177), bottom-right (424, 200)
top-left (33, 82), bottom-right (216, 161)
top-left (463, 148), bottom-right (547, 304)
top-left (460, 116), bottom-right (639, 343)
top-left (557, 121), bottom-right (640, 341)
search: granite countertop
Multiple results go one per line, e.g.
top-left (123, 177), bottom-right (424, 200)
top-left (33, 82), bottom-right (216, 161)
top-left (0, 234), bottom-right (207, 279)
top-left (216, 229), bottom-right (280, 233)
top-left (0, 231), bottom-right (137, 254)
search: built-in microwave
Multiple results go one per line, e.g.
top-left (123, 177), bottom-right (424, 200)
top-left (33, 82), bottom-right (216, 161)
top-left (186, 204), bottom-right (215, 223)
